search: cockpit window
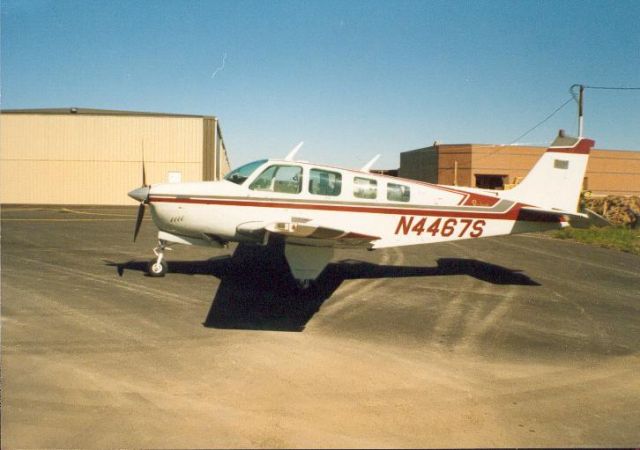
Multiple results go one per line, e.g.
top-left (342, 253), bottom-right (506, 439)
top-left (249, 165), bottom-right (302, 194)
top-left (224, 159), bottom-right (268, 185)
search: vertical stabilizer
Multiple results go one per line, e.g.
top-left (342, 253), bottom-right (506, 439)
top-left (502, 131), bottom-right (595, 212)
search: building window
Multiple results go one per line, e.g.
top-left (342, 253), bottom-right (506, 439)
top-left (167, 171), bottom-right (182, 183)
top-left (475, 174), bottom-right (508, 190)
top-left (387, 182), bottom-right (410, 202)
top-left (249, 165), bottom-right (302, 194)
top-left (309, 169), bottom-right (342, 196)
top-left (354, 177), bottom-right (377, 199)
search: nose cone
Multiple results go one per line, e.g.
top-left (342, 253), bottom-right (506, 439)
top-left (128, 186), bottom-right (150, 202)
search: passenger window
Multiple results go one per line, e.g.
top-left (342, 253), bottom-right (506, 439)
top-left (387, 182), bottom-right (410, 202)
top-left (309, 169), bottom-right (342, 196)
top-left (354, 177), bottom-right (377, 199)
top-left (249, 165), bottom-right (302, 194)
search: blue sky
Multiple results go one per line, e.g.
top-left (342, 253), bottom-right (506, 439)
top-left (2, 0), bottom-right (639, 168)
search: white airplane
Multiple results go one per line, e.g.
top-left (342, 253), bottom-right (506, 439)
top-left (129, 130), bottom-right (594, 288)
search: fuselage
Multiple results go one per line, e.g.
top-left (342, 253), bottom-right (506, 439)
top-left (144, 159), bottom-right (563, 249)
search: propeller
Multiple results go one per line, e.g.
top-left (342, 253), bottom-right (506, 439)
top-left (142, 156), bottom-right (146, 186)
top-left (128, 159), bottom-right (150, 242)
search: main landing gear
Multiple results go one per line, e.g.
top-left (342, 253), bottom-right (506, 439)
top-left (296, 278), bottom-right (319, 292)
top-left (147, 240), bottom-right (171, 277)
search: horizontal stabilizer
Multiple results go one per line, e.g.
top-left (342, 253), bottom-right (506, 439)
top-left (567, 208), bottom-right (612, 229)
top-left (518, 206), bottom-right (611, 228)
top-left (520, 206), bottom-right (588, 220)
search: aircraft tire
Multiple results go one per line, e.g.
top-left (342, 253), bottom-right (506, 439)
top-left (297, 279), bottom-right (316, 292)
top-left (147, 259), bottom-right (168, 277)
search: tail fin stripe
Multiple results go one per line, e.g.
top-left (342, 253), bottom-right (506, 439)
top-left (547, 139), bottom-right (594, 154)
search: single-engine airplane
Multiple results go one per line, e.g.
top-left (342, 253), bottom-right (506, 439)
top-left (129, 130), bottom-right (594, 288)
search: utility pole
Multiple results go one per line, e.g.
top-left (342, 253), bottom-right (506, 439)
top-left (453, 160), bottom-right (458, 186)
top-left (578, 84), bottom-right (584, 137)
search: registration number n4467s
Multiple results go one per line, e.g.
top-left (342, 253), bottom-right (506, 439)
top-left (395, 216), bottom-right (485, 238)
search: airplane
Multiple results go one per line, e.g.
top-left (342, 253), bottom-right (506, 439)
top-left (128, 130), bottom-right (595, 288)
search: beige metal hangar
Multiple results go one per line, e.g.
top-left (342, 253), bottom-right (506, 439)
top-left (0, 108), bottom-right (231, 205)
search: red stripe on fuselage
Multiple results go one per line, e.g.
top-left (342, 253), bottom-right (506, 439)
top-left (149, 196), bottom-right (559, 222)
top-left (462, 193), bottom-right (500, 207)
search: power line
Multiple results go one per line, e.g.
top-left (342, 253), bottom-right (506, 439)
top-left (570, 83), bottom-right (640, 101)
top-left (505, 84), bottom-right (639, 146)
top-left (583, 85), bottom-right (640, 90)
top-left (471, 96), bottom-right (574, 164)
top-left (464, 84), bottom-right (639, 163)
top-left (507, 96), bottom-right (574, 145)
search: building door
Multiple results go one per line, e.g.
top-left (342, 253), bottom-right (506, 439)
top-left (475, 174), bottom-right (508, 190)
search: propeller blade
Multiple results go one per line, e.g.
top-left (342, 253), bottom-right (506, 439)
top-left (133, 203), bottom-right (145, 242)
top-left (142, 159), bottom-right (147, 187)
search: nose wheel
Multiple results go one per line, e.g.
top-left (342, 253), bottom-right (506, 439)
top-left (147, 240), bottom-right (171, 277)
top-left (147, 259), bottom-right (168, 277)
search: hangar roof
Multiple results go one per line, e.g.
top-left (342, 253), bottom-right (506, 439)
top-left (1, 107), bottom-right (216, 119)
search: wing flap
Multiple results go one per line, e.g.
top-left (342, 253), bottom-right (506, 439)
top-left (264, 221), bottom-right (380, 248)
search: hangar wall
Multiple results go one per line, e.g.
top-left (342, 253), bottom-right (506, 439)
top-left (0, 109), bottom-right (230, 205)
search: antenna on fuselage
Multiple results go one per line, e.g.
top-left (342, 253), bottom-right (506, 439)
top-left (284, 141), bottom-right (304, 161)
top-left (360, 154), bottom-right (380, 172)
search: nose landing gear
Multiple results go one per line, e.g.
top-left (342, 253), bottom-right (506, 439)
top-left (147, 240), bottom-right (171, 277)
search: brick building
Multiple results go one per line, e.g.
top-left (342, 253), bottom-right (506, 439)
top-left (399, 142), bottom-right (640, 196)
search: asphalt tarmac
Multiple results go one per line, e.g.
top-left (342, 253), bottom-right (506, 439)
top-left (2, 206), bottom-right (639, 448)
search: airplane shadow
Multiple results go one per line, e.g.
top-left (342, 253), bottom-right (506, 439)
top-left (108, 243), bottom-right (539, 332)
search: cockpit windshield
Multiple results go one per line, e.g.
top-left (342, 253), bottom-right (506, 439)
top-left (224, 159), bottom-right (268, 185)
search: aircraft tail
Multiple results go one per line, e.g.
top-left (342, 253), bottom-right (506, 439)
top-left (503, 131), bottom-right (595, 213)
